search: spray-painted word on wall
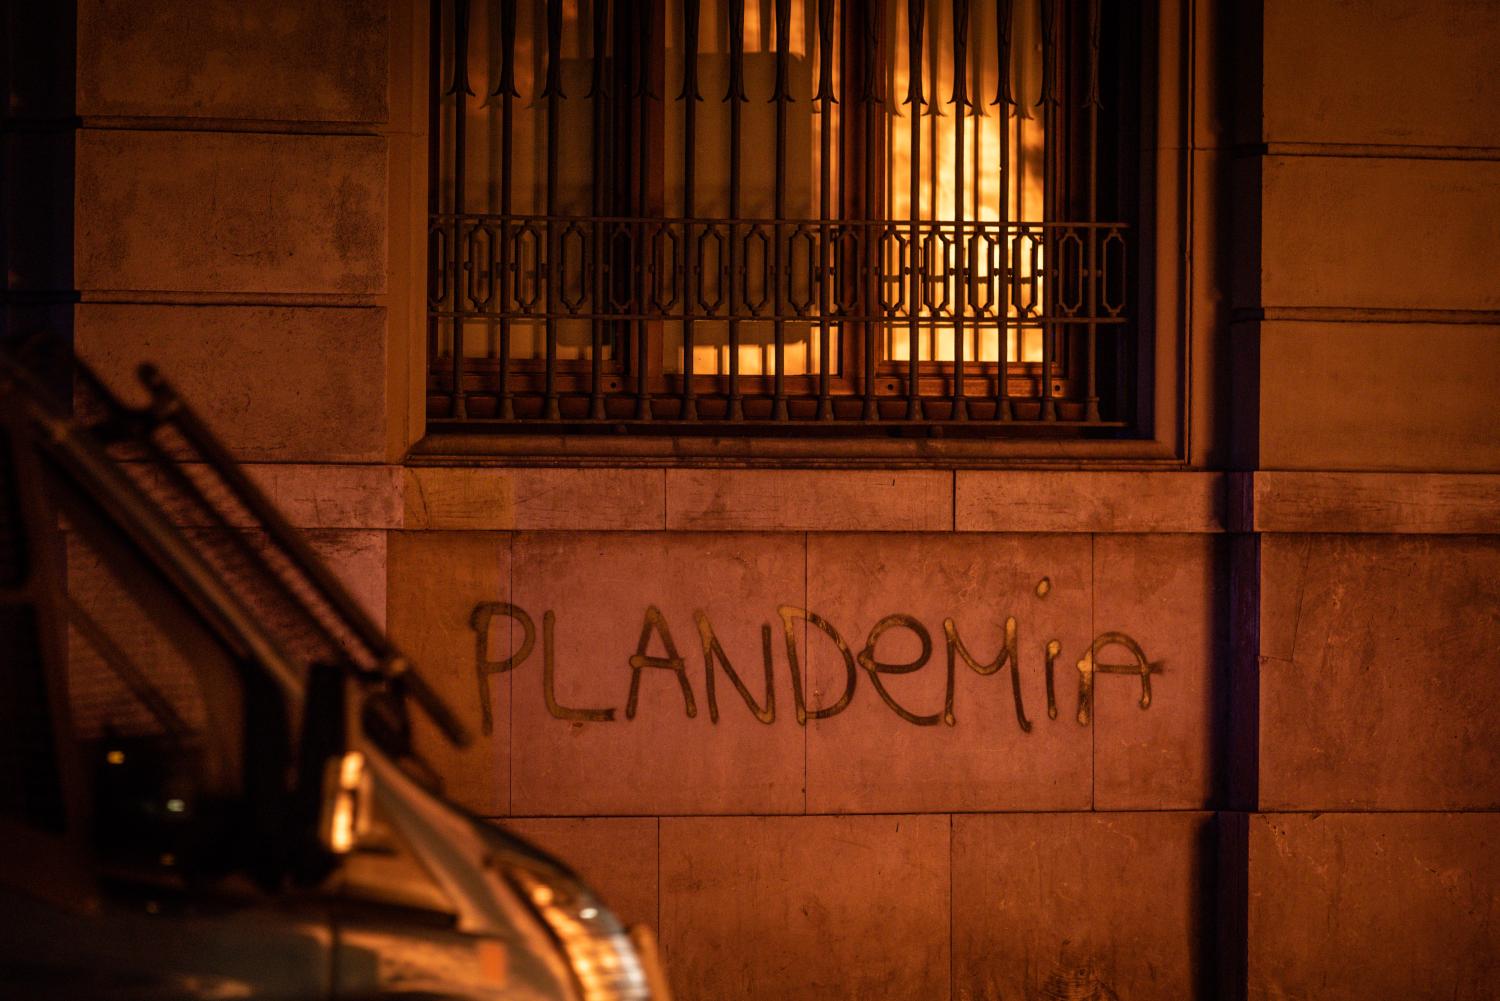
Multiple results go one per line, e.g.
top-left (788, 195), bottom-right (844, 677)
top-left (466, 578), bottom-right (1160, 736)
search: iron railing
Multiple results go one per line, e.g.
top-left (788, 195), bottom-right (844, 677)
top-left (427, 0), bottom-right (1136, 432)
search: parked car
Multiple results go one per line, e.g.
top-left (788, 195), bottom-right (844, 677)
top-left (0, 349), bottom-right (671, 1001)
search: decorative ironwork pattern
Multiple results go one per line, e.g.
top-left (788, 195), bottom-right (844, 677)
top-left (431, 216), bottom-right (1126, 326)
top-left (427, 0), bottom-right (1136, 431)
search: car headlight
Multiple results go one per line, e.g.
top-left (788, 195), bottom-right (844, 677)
top-left (504, 866), bottom-right (659, 1001)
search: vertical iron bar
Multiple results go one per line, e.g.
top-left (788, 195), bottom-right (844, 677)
top-left (494, 0), bottom-right (518, 419)
top-left (680, 0), bottom-right (701, 420)
top-left (1013, 74), bottom-right (1026, 412)
top-left (861, 0), bottom-right (881, 421)
top-left (428, 0), bottom-right (441, 397)
top-left (950, 0), bottom-right (970, 420)
top-left (992, 0), bottom-right (1012, 419)
top-left (448, 0), bottom-right (474, 420)
top-left (726, 0), bottom-right (746, 420)
top-left (589, 0), bottom-right (610, 419)
top-left (1085, 0), bottom-right (1101, 421)
top-left (815, 0), bottom-right (836, 419)
top-left (772, 0), bottom-right (793, 421)
top-left (636, 0), bottom-right (654, 420)
top-left (1038, 0), bottom-right (1057, 420)
top-left (542, 0), bottom-right (564, 419)
top-left (838, 0), bottom-right (851, 416)
top-left (905, 0), bottom-right (925, 420)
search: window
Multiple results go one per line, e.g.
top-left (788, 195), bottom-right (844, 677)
top-left (426, 0), bottom-right (1140, 433)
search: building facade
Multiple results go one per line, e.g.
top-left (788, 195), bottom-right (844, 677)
top-left (5, 0), bottom-right (1499, 997)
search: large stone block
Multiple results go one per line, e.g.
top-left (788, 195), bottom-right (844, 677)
top-left (76, 304), bottom-right (387, 463)
top-left (1254, 322), bottom-right (1500, 472)
top-left (1247, 812), bottom-right (1500, 1000)
top-left (76, 130), bottom-right (386, 295)
top-left (1242, 471), bottom-right (1500, 534)
top-left (245, 464), bottom-right (404, 530)
top-left (659, 815), bottom-right (950, 1001)
top-left (665, 469), bottom-right (952, 532)
top-left (803, 534), bottom-right (1093, 813)
top-left (955, 471), bottom-right (1226, 533)
top-left (1093, 534), bottom-right (1225, 809)
top-left (508, 533), bottom-right (807, 815)
top-left (1260, 156), bottom-right (1500, 311)
top-left (403, 467), bottom-right (666, 530)
top-left (1263, 0), bottom-right (1500, 148)
top-left (499, 817), bottom-right (659, 932)
top-left (1258, 534), bottom-right (1500, 810)
top-left (305, 529), bottom-right (386, 629)
top-left (77, 0), bottom-right (388, 123)
top-left (953, 812), bottom-right (1212, 1001)
top-left (386, 531), bottom-right (510, 815)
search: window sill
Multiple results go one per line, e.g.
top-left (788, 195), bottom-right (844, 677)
top-left (408, 430), bottom-right (1182, 469)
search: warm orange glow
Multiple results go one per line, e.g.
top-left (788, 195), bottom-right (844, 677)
top-left (883, 0), bottom-right (1047, 366)
top-left (448, 0), bottom-right (1052, 377)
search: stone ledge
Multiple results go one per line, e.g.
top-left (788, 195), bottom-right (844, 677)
top-left (116, 462), bottom-right (403, 529)
top-left (129, 465), bottom-right (1500, 536)
top-left (956, 471), bottom-right (1225, 533)
top-left (403, 467), bottom-right (666, 530)
top-left (666, 468), bottom-right (953, 532)
top-left (1234, 471), bottom-right (1500, 534)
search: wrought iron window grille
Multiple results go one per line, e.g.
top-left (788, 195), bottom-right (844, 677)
top-left (427, 0), bottom-right (1141, 435)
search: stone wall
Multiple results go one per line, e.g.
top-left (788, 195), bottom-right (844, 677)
top-left (385, 469), bottom-right (1228, 998)
top-left (1229, 0), bottom-right (1500, 996)
top-left (36, 0), bottom-right (1500, 998)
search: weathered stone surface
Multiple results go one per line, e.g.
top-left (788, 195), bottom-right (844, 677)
top-left (1260, 156), bottom-right (1500, 311)
top-left (1243, 471), bottom-right (1500, 533)
top-left (955, 472), bottom-right (1225, 533)
top-left (500, 817), bottom-right (659, 931)
top-left (1258, 534), bottom-right (1500, 810)
top-left (95, 463), bottom-right (400, 530)
top-left (659, 815), bottom-right (949, 1001)
top-left (953, 811), bottom-right (1211, 1001)
top-left (1254, 322), bottom-right (1500, 473)
top-left (665, 469), bottom-right (952, 532)
top-left (77, 304), bottom-right (387, 463)
top-left (1093, 534), bottom-right (1224, 809)
top-left (246, 463), bottom-right (403, 529)
top-left (1262, 0), bottom-right (1500, 148)
top-left (509, 533), bottom-right (806, 815)
top-left (1248, 812), bottom-right (1500, 1000)
top-left (305, 529), bottom-right (386, 628)
top-left (404, 467), bottom-right (665, 530)
top-left (76, 130), bottom-right (386, 295)
top-left (386, 531), bottom-right (510, 815)
top-left (804, 534), bottom-right (1092, 813)
top-left (77, 0), bottom-right (388, 123)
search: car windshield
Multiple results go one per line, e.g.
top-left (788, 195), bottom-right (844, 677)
top-left (2, 352), bottom-right (468, 881)
top-left (62, 501), bottom-right (266, 879)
